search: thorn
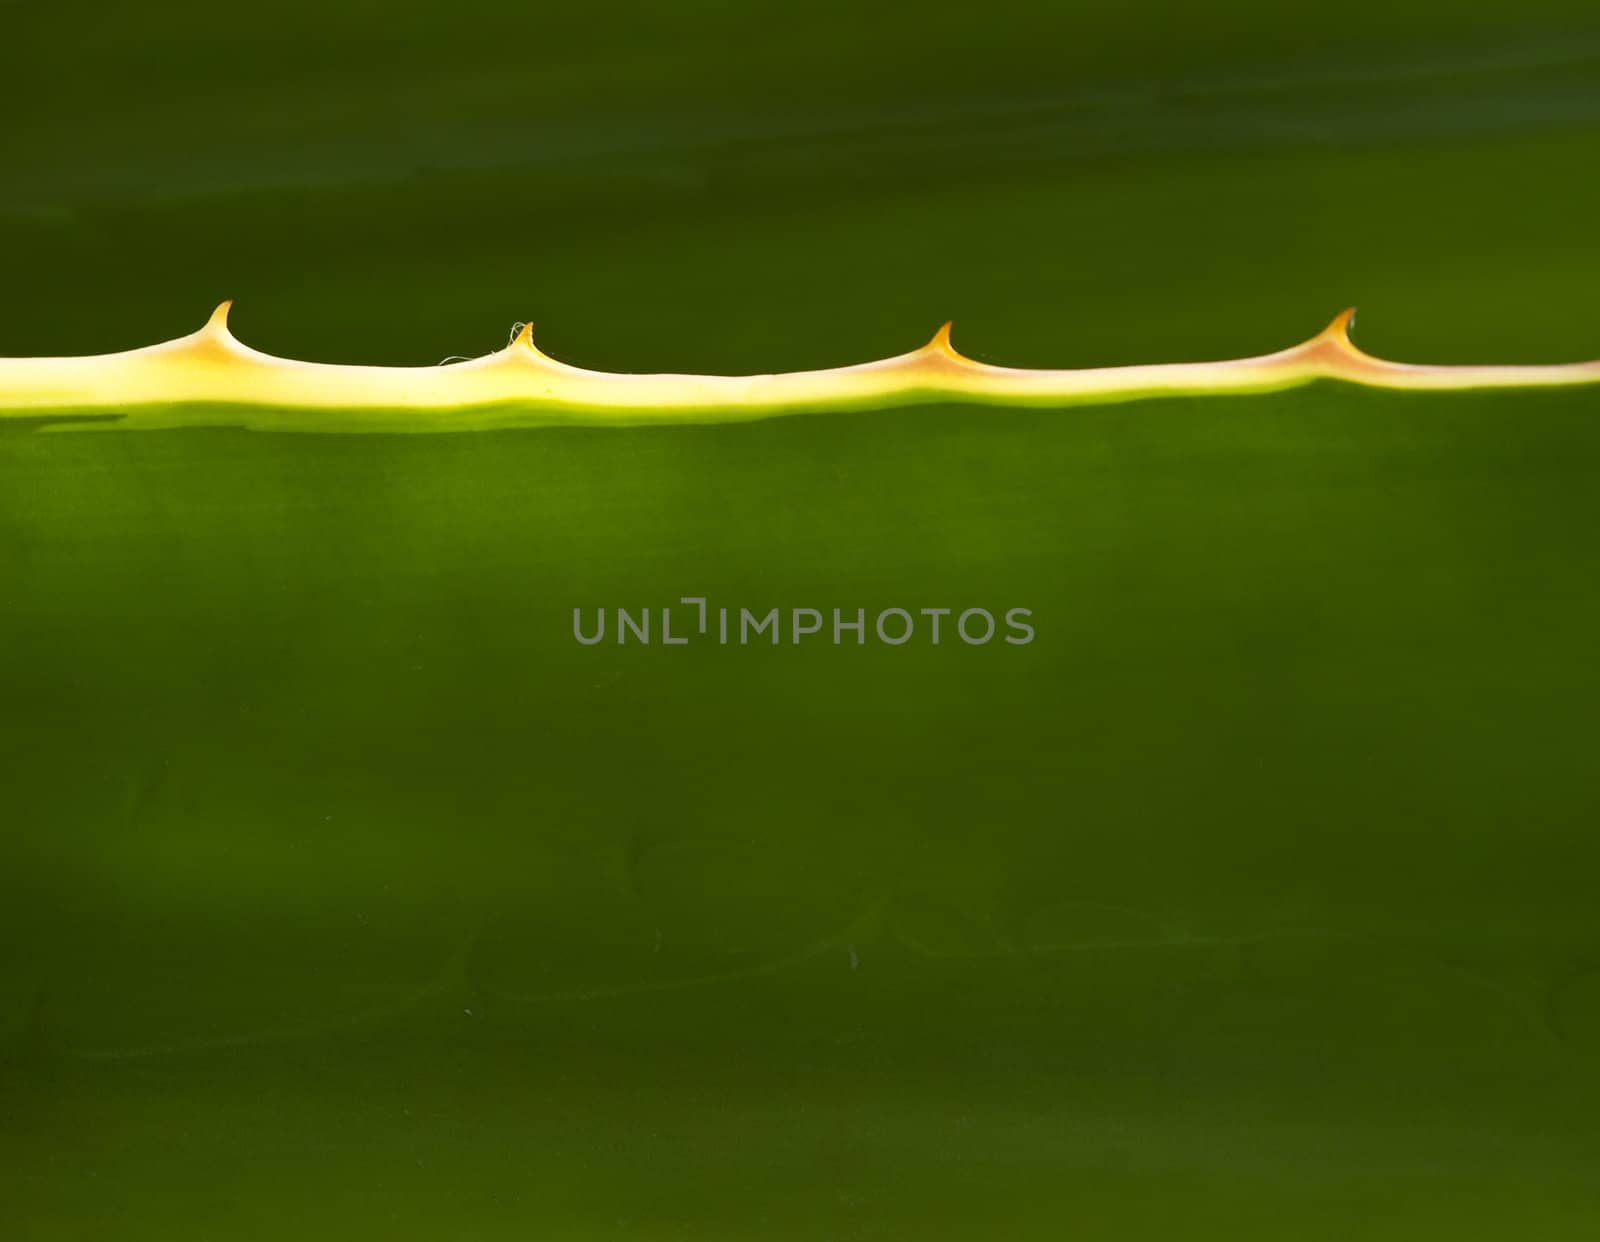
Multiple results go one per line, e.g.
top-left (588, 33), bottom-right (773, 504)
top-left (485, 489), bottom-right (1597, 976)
top-left (205, 300), bottom-right (234, 334)
top-left (1323, 307), bottom-right (1357, 343)
top-left (509, 321), bottom-right (534, 350)
top-left (925, 321), bottom-right (957, 357)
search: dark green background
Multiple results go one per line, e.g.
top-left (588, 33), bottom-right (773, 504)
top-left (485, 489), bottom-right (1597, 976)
top-left (4, 3), bottom-right (1600, 1237)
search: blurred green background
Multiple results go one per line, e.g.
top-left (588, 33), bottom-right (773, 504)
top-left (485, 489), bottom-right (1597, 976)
top-left (4, 2), bottom-right (1600, 1238)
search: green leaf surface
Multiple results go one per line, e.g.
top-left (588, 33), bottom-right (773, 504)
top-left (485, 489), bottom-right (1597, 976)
top-left (3, 2), bottom-right (1600, 1237)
